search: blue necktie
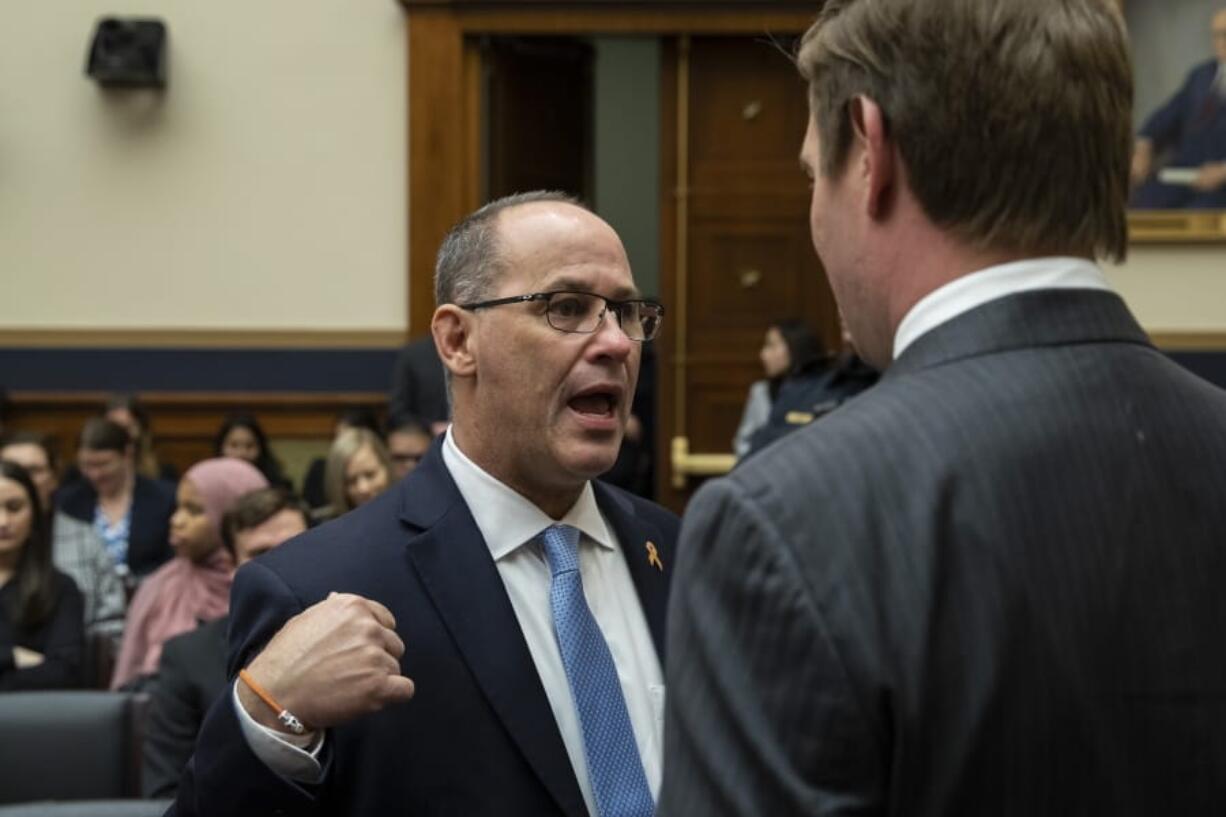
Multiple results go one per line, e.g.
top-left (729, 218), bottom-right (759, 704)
top-left (540, 524), bottom-right (654, 817)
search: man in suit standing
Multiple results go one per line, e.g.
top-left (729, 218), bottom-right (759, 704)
top-left (1131, 6), bottom-right (1226, 208)
top-left (389, 336), bottom-right (451, 434)
top-left (659, 1), bottom-right (1226, 815)
top-left (143, 487), bottom-right (309, 798)
top-left (175, 192), bottom-right (675, 816)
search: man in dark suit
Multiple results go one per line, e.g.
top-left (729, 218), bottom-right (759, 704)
top-left (658, 1), bottom-right (1226, 815)
top-left (143, 487), bottom-right (309, 798)
top-left (174, 192), bottom-right (675, 816)
top-left (1131, 7), bottom-right (1226, 208)
top-left (389, 335), bottom-right (450, 434)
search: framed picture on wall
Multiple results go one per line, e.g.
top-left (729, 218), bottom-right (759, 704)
top-left (1124, 0), bottom-right (1226, 241)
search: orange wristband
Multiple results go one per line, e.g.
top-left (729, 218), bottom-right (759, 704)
top-left (239, 668), bottom-right (308, 735)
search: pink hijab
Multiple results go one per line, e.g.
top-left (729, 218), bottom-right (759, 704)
top-left (110, 458), bottom-right (268, 689)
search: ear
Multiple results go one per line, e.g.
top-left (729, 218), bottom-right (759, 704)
top-left (432, 305), bottom-right (477, 379)
top-left (848, 96), bottom-right (894, 219)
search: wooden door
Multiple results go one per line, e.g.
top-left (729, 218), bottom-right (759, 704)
top-left (483, 36), bottom-right (594, 201)
top-left (658, 35), bottom-right (838, 510)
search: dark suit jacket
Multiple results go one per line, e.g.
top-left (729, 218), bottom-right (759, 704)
top-left (144, 616), bottom-right (229, 799)
top-left (659, 289), bottom-right (1226, 816)
top-left (389, 336), bottom-right (450, 425)
top-left (174, 442), bottom-right (679, 816)
top-left (57, 475), bottom-right (175, 578)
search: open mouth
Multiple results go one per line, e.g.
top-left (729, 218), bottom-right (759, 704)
top-left (568, 393), bottom-right (616, 417)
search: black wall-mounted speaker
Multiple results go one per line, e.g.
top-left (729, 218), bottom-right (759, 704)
top-left (85, 18), bottom-right (167, 89)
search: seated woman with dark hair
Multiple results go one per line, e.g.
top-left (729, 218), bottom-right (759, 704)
top-left (733, 319), bottom-right (828, 459)
top-left (0, 461), bottom-right (85, 690)
top-left (2, 431), bottom-right (126, 631)
top-left (213, 413), bottom-right (291, 490)
top-left (56, 417), bottom-right (176, 584)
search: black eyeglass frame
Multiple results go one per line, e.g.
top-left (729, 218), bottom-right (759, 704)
top-left (457, 290), bottom-right (665, 341)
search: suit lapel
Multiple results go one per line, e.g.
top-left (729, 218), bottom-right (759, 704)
top-left (594, 483), bottom-right (671, 662)
top-left (398, 447), bottom-right (588, 817)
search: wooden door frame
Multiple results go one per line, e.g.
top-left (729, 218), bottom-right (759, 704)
top-left (403, 2), bottom-right (817, 337)
top-left (403, 1), bottom-right (816, 510)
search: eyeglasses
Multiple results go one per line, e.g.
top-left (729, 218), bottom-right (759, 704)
top-left (458, 290), bottom-right (665, 342)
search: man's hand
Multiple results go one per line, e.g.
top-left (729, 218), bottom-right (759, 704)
top-left (1192, 161), bottom-right (1226, 192)
top-left (238, 593), bottom-right (415, 734)
top-left (1130, 139), bottom-right (1154, 186)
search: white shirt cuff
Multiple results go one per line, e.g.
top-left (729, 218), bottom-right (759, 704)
top-left (231, 680), bottom-right (325, 784)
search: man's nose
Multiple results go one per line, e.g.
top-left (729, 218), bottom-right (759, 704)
top-left (590, 307), bottom-right (634, 358)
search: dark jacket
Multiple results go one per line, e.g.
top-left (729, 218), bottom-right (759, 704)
top-left (144, 615), bottom-right (229, 799)
top-left (174, 441), bottom-right (679, 816)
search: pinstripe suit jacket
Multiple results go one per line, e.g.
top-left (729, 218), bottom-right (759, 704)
top-left (658, 288), bottom-right (1226, 817)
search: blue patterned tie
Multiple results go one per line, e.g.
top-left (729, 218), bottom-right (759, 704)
top-left (540, 524), bottom-right (654, 817)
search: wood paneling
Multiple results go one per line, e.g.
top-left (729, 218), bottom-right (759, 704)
top-left (3, 392), bottom-right (386, 480)
top-left (408, 12), bottom-right (471, 337)
top-left (484, 37), bottom-right (593, 201)
top-left (671, 37), bottom-right (836, 475)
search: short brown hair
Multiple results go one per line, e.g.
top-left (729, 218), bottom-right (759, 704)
top-left (797, 0), bottom-right (1132, 261)
top-left (434, 191), bottom-right (585, 307)
top-left (220, 487), bottom-right (309, 558)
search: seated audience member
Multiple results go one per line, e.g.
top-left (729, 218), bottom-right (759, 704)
top-left (0, 461), bottom-right (84, 690)
top-left (386, 414), bottom-right (433, 481)
top-left (213, 413), bottom-right (291, 490)
top-left (143, 487), bottom-right (309, 798)
top-left (745, 324), bottom-right (879, 458)
top-left (57, 418), bottom-right (175, 584)
top-left (110, 458), bottom-right (268, 690)
top-left (733, 319), bottom-right (826, 459)
top-left (301, 408), bottom-right (383, 509)
top-left (105, 393), bottom-right (177, 483)
top-left (2, 432), bottom-right (125, 630)
top-left (322, 428), bottom-right (393, 518)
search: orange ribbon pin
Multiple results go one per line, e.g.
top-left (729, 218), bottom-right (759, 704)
top-left (645, 541), bottom-right (663, 571)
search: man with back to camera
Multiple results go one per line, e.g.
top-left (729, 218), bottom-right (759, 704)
top-left (143, 487), bottom-right (309, 799)
top-left (658, 1), bottom-right (1226, 815)
top-left (1131, 6), bottom-right (1226, 208)
top-left (172, 192), bottom-right (676, 816)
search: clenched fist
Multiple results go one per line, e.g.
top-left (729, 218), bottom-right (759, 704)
top-left (237, 592), bottom-right (416, 735)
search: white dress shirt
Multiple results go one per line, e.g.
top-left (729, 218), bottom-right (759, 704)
top-left (234, 429), bottom-right (665, 815)
top-left (892, 256), bottom-right (1113, 361)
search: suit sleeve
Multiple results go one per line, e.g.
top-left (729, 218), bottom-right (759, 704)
top-left (1138, 66), bottom-right (1199, 149)
top-left (174, 559), bottom-right (326, 817)
top-left (656, 478), bottom-right (887, 816)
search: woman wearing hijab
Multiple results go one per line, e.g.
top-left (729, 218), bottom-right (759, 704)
top-left (110, 458), bottom-right (268, 690)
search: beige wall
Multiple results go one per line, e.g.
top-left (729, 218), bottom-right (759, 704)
top-left (0, 1), bottom-right (407, 332)
top-left (1109, 245), bottom-right (1226, 335)
top-left (1, 6), bottom-right (1222, 341)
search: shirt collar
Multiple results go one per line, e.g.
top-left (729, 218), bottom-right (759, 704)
top-left (892, 256), bottom-right (1112, 361)
top-left (441, 428), bottom-right (615, 562)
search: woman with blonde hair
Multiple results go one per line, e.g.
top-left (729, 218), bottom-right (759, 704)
top-left (324, 428), bottom-right (392, 517)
